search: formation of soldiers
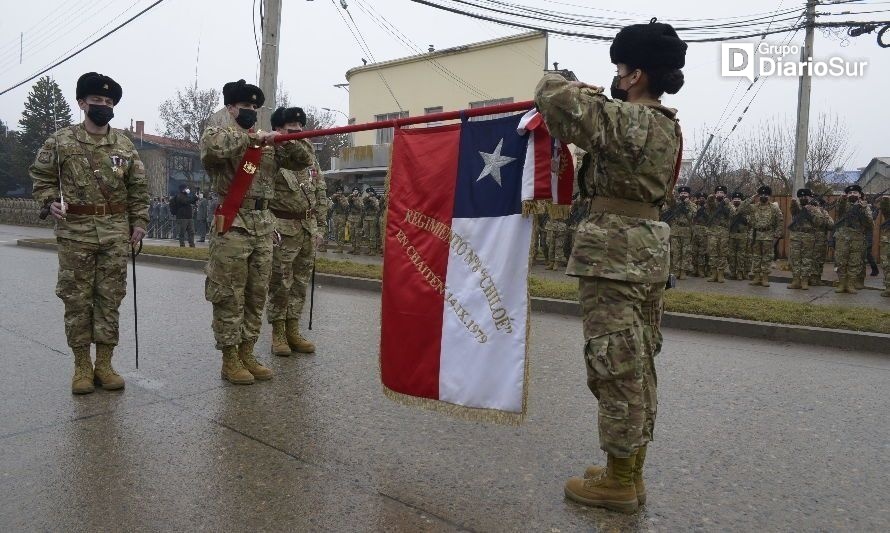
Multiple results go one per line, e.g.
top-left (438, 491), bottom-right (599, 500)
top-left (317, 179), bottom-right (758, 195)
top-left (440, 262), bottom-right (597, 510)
top-left (326, 184), bottom-right (385, 255)
top-left (662, 183), bottom-right (887, 296)
top-left (532, 193), bottom-right (588, 268)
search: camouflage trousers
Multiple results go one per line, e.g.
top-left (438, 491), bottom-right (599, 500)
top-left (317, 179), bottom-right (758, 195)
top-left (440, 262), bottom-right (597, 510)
top-left (749, 240), bottom-right (774, 275)
top-left (789, 232), bottom-right (816, 277)
top-left (267, 230), bottom-right (314, 323)
top-left (364, 215), bottom-right (380, 253)
top-left (691, 227), bottom-right (709, 273)
top-left (707, 228), bottom-right (730, 272)
top-left (56, 237), bottom-right (129, 348)
top-left (881, 233), bottom-right (890, 290)
top-left (347, 214), bottom-right (363, 251)
top-left (205, 228), bottom-right (273, 349)
top-left (579, 277), bottom-right (664, 458)
top-left (813, 234), bottom-right (828, 279)
top-left (669, 234), bottom-right (693, 275)
top-left (546, 227), bottom-right (568, 264)
top-left (727, 234), bottom-right (750, 277)
top-left (833, 227), bottom-right (866, 281)
top-left (332, 214), bottom-right (347, 247)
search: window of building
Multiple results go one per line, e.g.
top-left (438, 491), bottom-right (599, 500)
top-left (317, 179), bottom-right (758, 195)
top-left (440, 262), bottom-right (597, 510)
top-left (468, 97), bottom-right (515, 121)
top-left (171, 154), bottom-right (192, 172)
top-left (375, 111), bottom-right (409, 144)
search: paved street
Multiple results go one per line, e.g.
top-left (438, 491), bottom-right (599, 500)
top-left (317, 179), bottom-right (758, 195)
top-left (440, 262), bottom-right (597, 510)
top-left (1, 227), bottom-right (889, 532)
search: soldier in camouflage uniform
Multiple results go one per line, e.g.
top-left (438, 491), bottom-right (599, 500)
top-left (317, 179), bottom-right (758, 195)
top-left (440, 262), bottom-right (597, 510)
top-left (704, 186), bottom-right (735, 283)
top-left (737, 186), bottom-right (784, 287)
top-left (544, 203), bottom-right (569, 270)
top-left (661, 186), bottom-right (696, 279)
top-left (833, 185), bottom-right (874, 294)
top-left (362, 187), bottom-right (381, 255)
top-left (329, 185), bottom-right (348, 253)
top-left (877, 196), bottom-right (890, 297)
top-left (346, 186), bottom-right (363, 254)
top-left (691, 192), bottom-right (709, 277)
top-left (378, 193), bottom-right (388, 253)
top-left (810, 197), bottom-right (833, 286)
top-left (266, 107), bottom-right (327, 356)
top-left (727, 192), bottom-right (751, 280)
top-left (200, 80), bottom-right (315, 385)
top-left (536, 19), bottom-right (686, 513)
top-left (30, 72), bottom-right (148, 395)
top-left (786, 189), bottom-right (827, 290)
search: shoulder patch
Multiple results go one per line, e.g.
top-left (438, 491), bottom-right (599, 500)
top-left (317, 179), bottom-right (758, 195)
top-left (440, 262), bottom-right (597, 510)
top-left (37, 151), bottom-right (52, 164)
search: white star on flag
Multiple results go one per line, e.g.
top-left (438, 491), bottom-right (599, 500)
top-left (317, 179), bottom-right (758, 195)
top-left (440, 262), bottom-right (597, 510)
top-left (476, 138), bottom-right (516, 187)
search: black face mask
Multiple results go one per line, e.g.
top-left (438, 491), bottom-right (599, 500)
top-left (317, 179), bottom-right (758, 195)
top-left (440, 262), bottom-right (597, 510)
top-left (800, 197), bottom-right (809, 205)
top-left (87, 104), bottom-right (114, 127)
top-left (609, 72), bottom-right (633, 101)
top-left (759, 195), bottom-right (769, 203)
top-left (235, 108), bottom-right (257, 129)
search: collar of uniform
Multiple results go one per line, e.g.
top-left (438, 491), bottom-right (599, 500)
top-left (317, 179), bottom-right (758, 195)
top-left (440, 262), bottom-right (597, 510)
top-left (634, 99), bottom-right (678, 120)
top-left (73, 122), bottom-right (116, 146)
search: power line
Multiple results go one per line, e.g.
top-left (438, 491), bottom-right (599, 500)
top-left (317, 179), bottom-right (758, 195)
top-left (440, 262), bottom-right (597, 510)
top-left (0, 0), bottom-right (167, 98)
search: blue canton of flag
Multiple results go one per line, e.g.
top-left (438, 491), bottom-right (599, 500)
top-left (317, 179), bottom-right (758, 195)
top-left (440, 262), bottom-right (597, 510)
top-left (453, 113), bottom-right (527, 219)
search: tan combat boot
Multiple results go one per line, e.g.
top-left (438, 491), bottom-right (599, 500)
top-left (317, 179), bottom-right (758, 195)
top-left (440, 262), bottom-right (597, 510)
top-left (835, 276), bottom-right (846, 293)
top-left (749, 273), bottom-right (761, 286)
top-left (677, 270), bottom-right (687, 280)
top-left (800, 276), bottom-right (810, 290)
top-left (94, 344), bottom-right (125, 390)
top-left (545, 261), bottom-right (555, 270)
top-left (71, 345), bottom-right (95, 395)
top-left (787, 275), bottom-right (802, 289)
top-left (844, 276), bottom-right (858, 294)
top-left (286, 319), bottom-right (316, 353)
top-left (565, 453), bottom-right (638, 513)
top-left (853, 276), bottom-right (866, 290)
top-left (238, 341), bottom-right (273, 381)
top-left (271, 320), bottom-right (292, 357)
top-left (760, 273), bottom-right (771, 287)
top-left (716, 270), bottom-right (726, 283)
top-left (584, 445), bottom-right (648, 505)
top-left (707, 269), bottom-right (718, 282)
top-left (221, 345), bottom-right (254, 385)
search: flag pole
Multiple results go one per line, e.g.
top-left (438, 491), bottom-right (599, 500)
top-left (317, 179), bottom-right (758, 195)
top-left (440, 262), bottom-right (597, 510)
top-left (274, 100), bottom-right (535, 142)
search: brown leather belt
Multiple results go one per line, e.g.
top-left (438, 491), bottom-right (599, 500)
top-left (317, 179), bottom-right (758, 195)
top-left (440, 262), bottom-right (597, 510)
top-left (589, 196), bottom-right (658, 220)
top-left (271, 208), bottom-right (312, 220)
top-left (66, 203), bottom-right (127, 215)
top-left (218, 197), bottom-right (270, 211)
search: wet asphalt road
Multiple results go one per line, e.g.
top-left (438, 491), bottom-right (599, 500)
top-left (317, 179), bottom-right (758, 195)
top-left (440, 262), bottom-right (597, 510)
top-left (1, 230), bottom-right (888, 532)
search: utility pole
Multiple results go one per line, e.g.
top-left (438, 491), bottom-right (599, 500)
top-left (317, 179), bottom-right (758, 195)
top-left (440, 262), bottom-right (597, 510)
top-left (258, 0), bottom-right (282, 131)
top-left (792, 0), bottom-right (816, 193)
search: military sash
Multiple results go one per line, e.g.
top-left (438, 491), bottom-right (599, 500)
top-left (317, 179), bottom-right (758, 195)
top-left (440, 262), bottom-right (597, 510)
top-left (214, 145), bottom-right (263, 234)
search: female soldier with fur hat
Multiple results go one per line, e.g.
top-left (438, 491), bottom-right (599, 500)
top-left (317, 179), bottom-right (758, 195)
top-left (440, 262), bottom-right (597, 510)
top-left (535, 19), bottom-right (686, 513)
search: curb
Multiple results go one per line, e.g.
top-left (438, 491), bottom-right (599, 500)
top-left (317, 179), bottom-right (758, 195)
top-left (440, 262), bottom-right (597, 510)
top-left (16, 239), bottom-right (889, 355)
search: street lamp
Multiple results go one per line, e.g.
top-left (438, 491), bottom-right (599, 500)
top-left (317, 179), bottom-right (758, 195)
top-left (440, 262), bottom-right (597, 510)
top-left (322, 107), bottom-right (349, 122)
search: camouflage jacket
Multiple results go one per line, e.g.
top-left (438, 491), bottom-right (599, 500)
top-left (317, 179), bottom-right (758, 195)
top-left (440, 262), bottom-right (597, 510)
top-left (739, 198), bottom-right (784, 241)
top-left (347, 195), bottom-right (363, 216)
top-left (662, 196), bottom-right (696, 237)
top-left (728, 208), bottom-right (751, 236)
top-left (788, 199), bottom-right (827, 234)
top-left (362, 195), bottom-right (380, 218)
top-left (704, 197), bottom-right (736, 231)
top-left (535, 73), bottom-right (681, 283)
top-left (834, 197), bottom-right (874, 234)
top-left (270, 160), bottom-right (327, 237)
top-left (330, 192), bottom-right (349, 215)
top-left (200, 108), bottom-right (314, 236)
top-left (30, 123), bottom-right (149, 245)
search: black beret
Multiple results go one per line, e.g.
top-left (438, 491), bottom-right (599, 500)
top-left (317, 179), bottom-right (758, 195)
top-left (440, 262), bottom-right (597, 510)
top-left (352, 186), bottom-right (361, 194)
top-left (677, 186), bottom-right (691, 194)
top-left (715, 186), bottom-right (727, 193)
top-left (223, 79), bottom-right (264, 106)
top-left (731, 192), bottom-right (744, 200)
top-left (610, 19), bottom-right (687, 70)
top-left (796, 188), bottom-right (812, 198)
top-left (844, 184), bottom-right (862, 194)
top-left (335, 184), bottom-right (344, 192)
top-left (76, 72), bottom-right (122, 104)
top-left (757, 185), bottom-right (772, 196)
top-left (366, 186), bottom-right (376, 195)
top-left (270, 106), bottom-right (307, 129)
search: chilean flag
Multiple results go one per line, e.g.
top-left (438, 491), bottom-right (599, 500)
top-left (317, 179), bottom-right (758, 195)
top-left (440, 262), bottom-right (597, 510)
top-left (380, 110), bottom-right (572, 423)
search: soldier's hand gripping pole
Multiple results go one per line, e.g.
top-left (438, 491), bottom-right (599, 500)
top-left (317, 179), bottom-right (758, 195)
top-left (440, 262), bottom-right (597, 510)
top-left (308, 248), bottom-right (317, 331)
top-left (131, 240), bottom-right (143, 369)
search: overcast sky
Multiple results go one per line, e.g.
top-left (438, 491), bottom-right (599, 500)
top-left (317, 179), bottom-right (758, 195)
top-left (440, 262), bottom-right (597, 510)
top-left (0, 0), bottom-right (887, 168)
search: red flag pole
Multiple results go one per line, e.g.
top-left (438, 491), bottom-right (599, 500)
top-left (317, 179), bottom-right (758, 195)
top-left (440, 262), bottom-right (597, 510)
top-left (274, 100), bottom-right (535, 142)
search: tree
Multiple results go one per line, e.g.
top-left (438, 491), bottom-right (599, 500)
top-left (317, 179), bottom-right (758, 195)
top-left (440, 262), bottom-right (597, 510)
top-left (18, 76), bottom-right (72, 159)
top-left (685, 130), bottom-right (737, 194)
top-left (0, 121), bottom-right (31, 196)
top-left (158, 84), bottom-right (220, 145)
top-left (275, 84), bottom-right (347, 171)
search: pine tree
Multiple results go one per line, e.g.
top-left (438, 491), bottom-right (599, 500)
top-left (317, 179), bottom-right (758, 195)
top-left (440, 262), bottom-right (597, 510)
top-left (0, 120), bottom-right (31, 196)
top-left (18, 76), bottom-right (72, 158)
